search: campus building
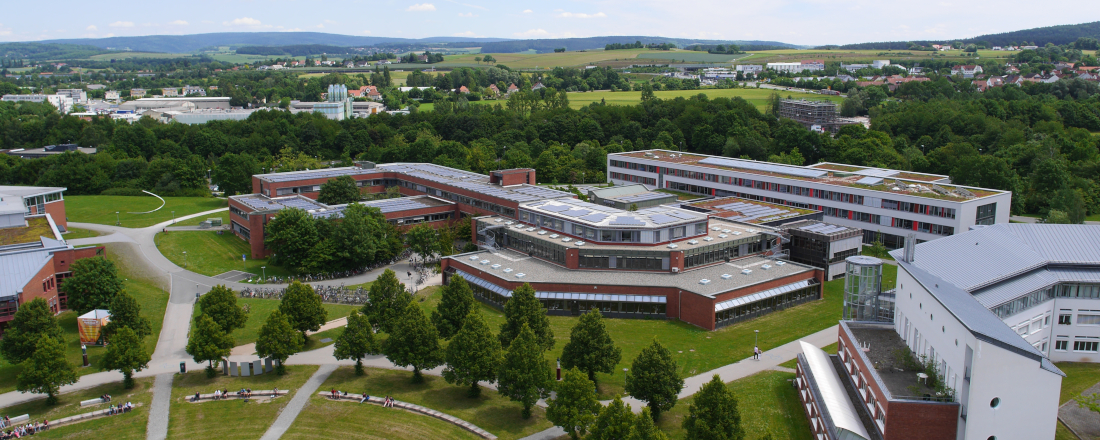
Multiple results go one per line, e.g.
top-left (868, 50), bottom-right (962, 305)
top-left (607, 150), bottom-right (1012, 248)
top-left (1, 186), bottom-right (103, 331)
top-left (586, 184), bottom-right (678, 210)
top-left (778, 99), bottom-right (861, 133)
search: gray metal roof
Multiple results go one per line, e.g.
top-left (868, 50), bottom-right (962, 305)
top-left (0, 238), bottom-right (71, 298)
top-left (521, 198), bottom-right (705, 229)
top-left (798, 342), bottom-right (872, 440)
top-left (0, 185), bottom-right (66, 199)
top-left (588, 184), bottom-right (651, 199)
top-left (697, 157), bottom-right (828, 178)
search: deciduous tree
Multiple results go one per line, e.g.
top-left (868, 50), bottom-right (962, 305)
top-left (103, 290), bottom-right (152, 339)
top-left (365, 269), bottom-right (411, 333)
top-left (318, 175), bottom-right (362, 205)
top-left (561, 309), bottom-right (621, 383)
top-left (404, 223), bottom-right (439, 261)
top-left (589, 395), bottom-right (635, 440)
top-left (499, 283), bottom-right (554, 350)
top-left (211, 152), bottom-right (259, 196)
top-left (280, 281), bottom-right (327, 340)
top-left (333, 312), bottom-right (380, 375)
top-left (625, 339), bottom-right (683, 420)
top-left (186, 314), bottom-right (234, 378)
top-left (197, 285), bottom-right (248, 334)
top-left (443, 311), bottom-right (502, 397)
top-left (17, 336), bottom-right (77, 405)
top-left (256, 309), bottom-right (304, 375)
top-left (497, 324), bottom-right (552, 419)
top-left (628, 408), bottom-right (668, 440)
top-left (383, 302), bottom-right (443, 383)
top-left (100, 326), bottom-right (150, 388)
top-left (263, 207), bottom-right (320, 271)
top-left (682, 375), bottom-right (743, 440)
top-left (0, 298), bottom-right (63, 364)
top-left (546, 367), bottom-right (600, 440)
top-left (65, 257), bottom-right (124, 313)
top-left (432, 275), bottom-right (475, 339)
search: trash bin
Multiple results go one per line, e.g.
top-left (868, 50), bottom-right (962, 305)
top-left (180, 362), bottom-right (186, 374)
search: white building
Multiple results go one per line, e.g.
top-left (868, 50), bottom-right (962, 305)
top-left (768, 60), bottom-right (825, 73)
top-left (105, 91), bottom-right (121, 101)
top-left (607, 150), bottom-right (1012, 248)
top-left (55, 89), bottom-right (88, 104)
top-left (735, 65), bottom-right (763, 74)
top-left (951, 65), bottom-right (984, 78)
top-left (872, 60), bottom-right (891, 69)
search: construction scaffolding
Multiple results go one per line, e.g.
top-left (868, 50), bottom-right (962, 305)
top-left (778, 99), bottom-right (856, 133)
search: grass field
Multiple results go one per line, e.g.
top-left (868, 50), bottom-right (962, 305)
top-left (642, 52), bottom-right (751, 63)
top-left (171, 212), bottom-right (230, 227)
top-left (306, 366), bottom-right (552, 440)
top-left (565, 88), bottom-right (841, 110)
top-left (737, 48), bottom-right (1013, 65)
top-left (0, 243), bottom-right (169, 394)
top-left (62, 227), bottom-right (101, 240)
top-left (0, 377), bottom-right (154, 439)
top-left (657, 370), bottom-right (812, 440)
top-left (1054, 362), bottom-right (1100, 440)
top-left (229, 298), bottom-right (361, 346)
top-left (167, 365), bottom-right (319, 440)
top-left (153, 231), bottom-right (290, 278)
top-left (65, 196), bottom-right (225, 229)
top-left (87, 52), bottom-right (198, 61)
top-left (442, 48), bottom-right (668, 69)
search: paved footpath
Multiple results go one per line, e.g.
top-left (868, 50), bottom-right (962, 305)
top-left (146, 373), bottom-right (174, 440)
top-left (258, 364), bottom-right (337, 440)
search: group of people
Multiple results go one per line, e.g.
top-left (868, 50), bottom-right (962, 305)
top-left (1, 419), bottom-right (48, 438)
top-left (328, 389), bottom-right (349, 399)
top-left (381, 396), bottom-right (395, 408)
top-left (237, 389), bottom-right (253, 398)
top-left (106, 402), bottom-right (133, 415)
top-left (99, 394), bottom-right (112, 402)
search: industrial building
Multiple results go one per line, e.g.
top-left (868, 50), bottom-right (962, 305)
top-left (586, 184), bottom-right (678, 210)
top-left (288, 84), bottom-right (385, 120)
top-left (607, 150), bottom-right (1011, 248)
top-left (5, 144), bottom-right (97, 160)
top-left (777, 99), bottom-right (862, 133)
top-left (767, 60), bottom-right (825, 73)
top-left (118, 97), bottom-right (231, 112)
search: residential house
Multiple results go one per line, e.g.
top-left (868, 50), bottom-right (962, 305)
top-left (488, 84), bottom-right (500, 96)
top-left (950, 65), bottom-right (983, 78)
top-left (161, 88), bottom-right (179, 97)
top-left (105, 90), bottom-right (121, 101)
top-left (183, 86), bottom-right (206, 96)
top-left (531, 82), bottom-right (545, 91)
top-left (130, 88), bottom-right (146, 98)
top-left (507, 84), bottom-right (519, 95)
top-left (1005, 66), bottom-right (1020, 74)
top-left (1054, 62), bottom-right (1075, 71)
top-left (458, 86), bottom-right (470, 94)
top-left (417, 54), bottom-right (429, 63)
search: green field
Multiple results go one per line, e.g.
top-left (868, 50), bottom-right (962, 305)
top-left (442, 48), bottom-right (667, 69)
top-left (229, 298), bottom-right (361, 346)
top-left (283, 395), bottom-right (485, 440)
top-left (65, 196), bottom-right (225, 229)
top-left (0, 243), bottom-right (169, 394)
top-left (63, 227), bottom-right (102, 240)
top-left (172, 212), bottom-right (230, 227)
top-left (305, 366), bottom-right (552, 440)
top-left (167, 365), bottom-right (319, 440)
top-left (86, 52), bottom-right (204, 61)
top-left (658, 370), bottom-right (812, 440)
top-left (642, 52), bottom-right (751, 63)
top-left (153, 230), bottom-right (291, 278)
top-left (738, 48), bottom-right (1012, 64)
top-left (566, 88), bottom-right (841, 110)
top-left (0, 377), bottom-right (154, 439)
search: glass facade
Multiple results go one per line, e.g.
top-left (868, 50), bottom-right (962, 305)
top-left (715, 283), bottom-right (819, 328)
top-left (976, 203), bottom-right (997, 225)
top-left (843, 258), bottom-right (883, 321)
top-left (460, 274), bottom-right (666, 318)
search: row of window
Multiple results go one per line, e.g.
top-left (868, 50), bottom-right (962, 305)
top-left (407, 181), bottom-right (518, 218)
top-left (391, 212), bottom-right (452, 226)
top-left (497, 229), bottom-right (567, 265)
top-left (467, 281), bottom-right (667, 316)
top-left (609, 172), bottom-right (657, 186)
top-left (275, 185), bottom-right (320, 196)
top-left (232, 220), bottom-right (251, 241)
top-left (230, 206), bottom-right (249, 218)
top-left (992, 284), bottom-right (1100, 319)
top-left (715, 284), bottom-right (819, 328)
top-left (1054, 339), bottom-right (1100, 352)
top-left (609, 160), bottom-right (659, 174)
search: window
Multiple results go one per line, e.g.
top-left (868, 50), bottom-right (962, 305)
top-left (1045, 315), bottom-right (1051, 326)
top-left (975, 203), bottom-right (997, 225)
top-left (1077, 315), bottom-right (1100, 326)
top-left (1074, 341), bottom-right (1099, 352)
top-left (989, 397), bottom-right (1000, 408)
top-left (1060, 314), bottom-right (1072, 325)
top-left (1055, 340), bottom-right (1068, 351)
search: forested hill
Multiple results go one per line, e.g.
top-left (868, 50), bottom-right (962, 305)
top-left (825, 21), bottom-right (1100, 50)
top-left (0, 43), bottom-right (111, 61)
top-left (478, 37), bottom-right (799, 53)
top-left (35, 33), bottom-right (513, 53)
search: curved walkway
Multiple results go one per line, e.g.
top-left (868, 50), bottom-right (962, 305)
top-left (1, 206), bottom-right (839, 440)
top-left (258, 365), bottom-right (337, 440)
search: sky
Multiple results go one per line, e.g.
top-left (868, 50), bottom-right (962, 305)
top-left (1, 0), bottom-right (1098, 46)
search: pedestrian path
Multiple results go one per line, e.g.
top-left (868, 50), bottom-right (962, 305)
top-left (258, 364), bottom-right (337, 440)
top-left (146, 373), bottom-right (173, 440)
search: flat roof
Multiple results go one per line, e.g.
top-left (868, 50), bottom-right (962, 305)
top-left (520, 198), bottom-right (707, 229)
top-left (686, 197), bottom-right (818, 224)
top-left (131, 97), bottom-right (230, 101)
top-left (613, 150), bottom-right (1004, 200)
top-left (481, 215), bottom-right (766, 252)
top-left (230, 194), bottom-right (452, 219)
top-left (0, 185), bottom-right (66, 198)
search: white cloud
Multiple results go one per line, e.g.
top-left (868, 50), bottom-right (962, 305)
top-left (170, 20), bottom-right (188, 26)
top-left (453, 31), bottom-right (485, 37)
top-left (513, 28), bottom-right (549, 37)
top-left (316, 24), bottom-right (325, 28)
top-left (104, 33), bottom-right (115, 38)
top-left (86, 25), bottom-right (98, 31)
top-left (282, 28), bottom-right (303, 32)
top-left (406, 3), bottom-right (436, 12)
top-left (557, 12), bottom-right (606, 19)
top-left (224, 17), bottom-right (262, 26)
top-left (458, 12), bottom-right (477, 17)
top-left (109, 21), bottom-right (135, 28)
top-left (522, 9), bottom-right (532, 13)
top-left (361, 30), bottom-right (372, 35)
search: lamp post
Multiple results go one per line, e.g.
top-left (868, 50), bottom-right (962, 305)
top-left (171, 210), bottom-right (175, 225)
top-left (261, 266), bottom-right (266, 283)
top-left (182, 251), bottom-right (187, 268)
top-left (115, 211), bottom-right (120, 226)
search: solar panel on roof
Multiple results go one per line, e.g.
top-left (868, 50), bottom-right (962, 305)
top-left (560, 209), bottom-right (592, 217)
top-left (541, 204), bottom-right (571, 212)
top-left (855, 176), bottom-right (884, 185)
top-left (617, 192), bottom-right (671, 203)
top-left (697, 157), bottom-right (828, 178)
top-left (578, 213), bottom-right (609, 223)
top-left (609, 216), bottom-right (644, 226)
top-left (649, 214), bottom-right (678, 225)
top-left (667, 211), bottom-right (699, 220)
top-left (854, 168), bottom-right (900, 178)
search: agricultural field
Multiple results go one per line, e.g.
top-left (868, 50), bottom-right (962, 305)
top-left (737, 48), bottom-right (1013, 64)
top-left (641, 51), bottom-right (751, 63)
top-left (566, 87), bottom-right (841, 110)
top-left (441, 48), bottom-right (677, 69)
top-left (87, 52), bottom-right (198, 60)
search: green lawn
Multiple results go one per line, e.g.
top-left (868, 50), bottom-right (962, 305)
top-left (778, 342), bottom-right (838, 370)
top-left (228, 298), bottom-right (361, 346)
top-left (656, 188), bottom-right (704, 201)
top-left (166, 365), bottom-right (319, 440)
top-left (153, 231), bottom-right (291, 278)
top-left (0, 377), bottom-right (154, 440)
top-left (1055, 362), bottom-right (1100, 440)
top-left (169, 211), bottom-right (229, 227)
top-left (283, 395), bottom-right (485, 440)
top-left (62, 227), bottom-right (101, 240)
top-left (0, 244), bottom-right (169, 394)
top-left (657, 370), bottom-right (811, 440)
top-left (65, 196), bottom-right (224, 229)
top-left (311, 366), bottom-right (552, 440)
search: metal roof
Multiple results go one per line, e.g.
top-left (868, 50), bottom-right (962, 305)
top-left (714, 279), bottom-right (814, 312)
top-left (614, 191), bottom-right (676, 203)
top-left (697, 157), bottom-right (829, 178)
top-left (588, 184), bottom-right (651, 199)
top-left (798, 342), bottom-right (872, 440)
top-left (521, 198), bottom-right (706, 229)
top-left (799, 222), bottom-right (852, 235)
top-left (454, 270), bottom-right (666, 303)
top-left (0, 185), bottom-right (66, 199)
top-left (256, 167), bottom-right (378, 183)
top-left (0, 238), bottom-right (71, 299)
top-left (854, 176), bottom-right (883, 185)
top-left (853, 168), bottom-right (900, 178)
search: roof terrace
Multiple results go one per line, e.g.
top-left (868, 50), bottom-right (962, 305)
top-left (686, 197), bottom-right (819, 224)
top-left (481, 215), bottom-right (767, 252)
top-left (843, 322), bottom-right (953, 402)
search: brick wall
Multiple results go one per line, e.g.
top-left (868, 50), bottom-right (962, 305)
top-left (45, 199), bottom-right (67, 229)
top-left (20, 254), bottom-right (59, 313)
top-left (882, 401), bottom-right (958, 440)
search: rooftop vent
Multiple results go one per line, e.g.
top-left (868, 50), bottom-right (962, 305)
top-left (575, 241), bottom-right (586, 246)
top-left (495, 218), bottom-right (504, 222)
top-left (538, 231), bottom-right (548, 235)
top-left (505, 221), bottom-right (514, 225)
top-left (712, 227), bottom-right (721, 231)
top-left (515, 273), bottom-right (526, 278)
top-left (721, 274), bottom-right (732, 279)
top-left (526, 227), bottom-right (536, 232)
top-left (733, 231), bottom-right (742, 235)
top-left (469, 256), bottom-right (480, 261)
top-left (549, 234), bottom-right (560, 239)
top-left (742, 269), bottom-right (753, 275)
top-left (503, 268), bottom-right (513, 273)
top-left (667, 244), bottom-right (678, 249)
top-left (562, 237), bottom-right (572, 242)
top-left (747, 229), bottom-right (756, 233)
top-left (776, 261), bottom-right (786, 266)
top-left (480, 260), bottom-right (490, 265)
top-left (491, 264), bottom-right (501, 270)
top-left (699, 279), bottom-right (711, 285)
top-left (761, 264), bottom-right (772, 270)
top-left (722, 229), bottom-right (731, 233)
top-left (703, 237), bottom-right (714, 242)
top-left (688, 240), bottom-right (699, 245)
top-left (719, 234), bottom-right (728, 238)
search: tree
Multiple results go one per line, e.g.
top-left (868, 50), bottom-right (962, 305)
top-left (100, 326), bottom-right (150, 388)
top-left (255, 309), bottom-right (304, 375)
top-left (497, 324), bottom-right (553, 419)
top-left (443, 311), bottom-right (502, 397)
top-left (499, 283), bottom-right (554, 350)
top-left (263, 207), bottom-right (320, 271)
top-left (211, 152), bottom-right (259, 196)
top-left (365, 269), bottom-right (411, 333)
top-left (474, 56), bottom-right (482, 65)
top-left (0, 298), bottom-right (63, 364)
top-left (404, 223), bottom-right (440, 262)
top-left (546, 367), bottom-right (600, 440)
top-left (561, 309), bottom-right (621, 383)
top-left (431, 275), bottom-right (475, 339)
top-left (186, 314), bottom-right (234, 377)
top-left (589, 395), bottom-right (635, 440)
top-left (279, 281), bottom-right (327, 340)
top-left (682, 375), bottom-right (743, 440)
top-left (103, 290), bottom-right (152, 340)
top-left (625, 339), bottom-right (684, 420)
top-left (333, 312), bottom-right (380, 376)
top-left (483, 55), bottom-right (496, 64)
top-left (16, 336), bottom-right (77, 404)
top-left (318, 175), bottom-right (362, 205)
top-left (383, 302), bottom-right (444, 383)
top-left (1046, 209), bottom-right (1073, 224)
top-left (629, 407), bottom-right (669, 440)
top-left (641, 83), bottom-right (655, 102)
top-left (1079, 392), bottom-right (1100, 414)
top-left (197, 285), bottom-right (248, 334)
top-left (65, 257), bottom-right (124, 313)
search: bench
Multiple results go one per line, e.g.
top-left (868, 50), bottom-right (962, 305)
top-left (317, 393), bottom-right (497, 439)
top-left (51, 404), bottom-right (141, 428)
top-left (79, 398), bottom-right (107, 407)
top-left (188, 389), bottom-right (289, 402)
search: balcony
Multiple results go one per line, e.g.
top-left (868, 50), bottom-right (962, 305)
top-left (844, 322), bottom-right (955, 403)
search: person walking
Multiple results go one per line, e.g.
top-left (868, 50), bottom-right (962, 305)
top-left (753, 346), bottom-right (760, 360)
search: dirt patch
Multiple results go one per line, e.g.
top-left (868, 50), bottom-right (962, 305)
top-left (104, 242), bottom-right (170, 290)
